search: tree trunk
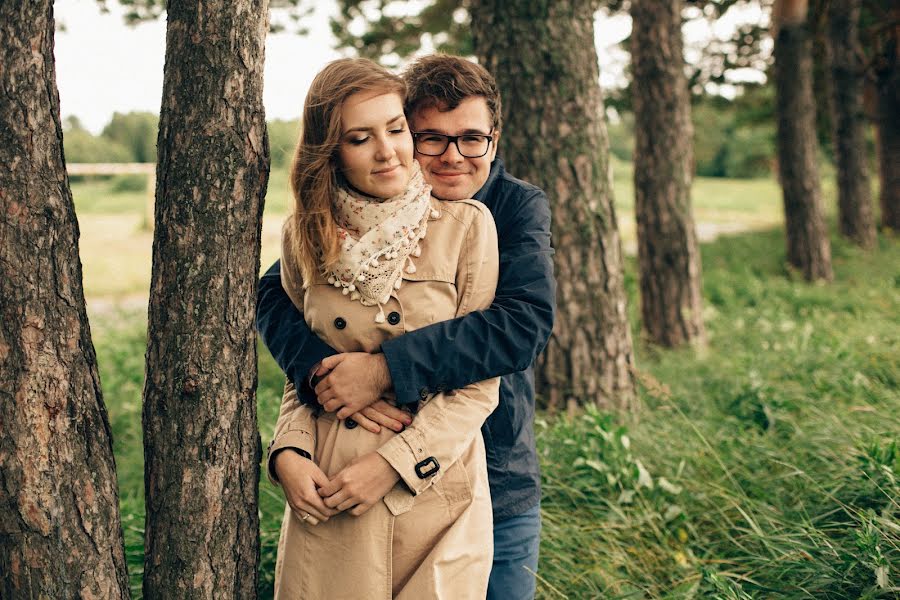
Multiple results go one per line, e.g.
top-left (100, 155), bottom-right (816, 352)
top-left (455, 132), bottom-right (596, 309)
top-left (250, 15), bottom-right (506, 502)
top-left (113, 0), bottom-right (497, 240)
top-left (142, 1), bottom-right (269, 597)
top-left (630, 0), bottom-right (706, 348)
top-left (827, 0), bottom-right (877, 248)
top-left (773, 0), bottom-right (833, 281)
top-left (873, 18), bottom-right (899, 231)
top-left (471, 0), bottom-right (637, 412)
top-left (0, 3), bottom-right (130, 598)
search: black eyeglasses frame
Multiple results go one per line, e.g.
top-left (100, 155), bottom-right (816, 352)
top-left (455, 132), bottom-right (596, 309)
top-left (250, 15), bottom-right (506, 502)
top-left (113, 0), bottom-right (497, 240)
top-left (411, 130), bottom-right (495, 158)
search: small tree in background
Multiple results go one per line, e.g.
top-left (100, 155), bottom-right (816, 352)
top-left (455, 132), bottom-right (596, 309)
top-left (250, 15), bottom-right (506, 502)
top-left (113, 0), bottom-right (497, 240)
top-left (773, 0), bottom-right (833, 281)
top-left (631, 0), bottom-right (706, 348)
top-left (827, 0), bottom-right (877, 248)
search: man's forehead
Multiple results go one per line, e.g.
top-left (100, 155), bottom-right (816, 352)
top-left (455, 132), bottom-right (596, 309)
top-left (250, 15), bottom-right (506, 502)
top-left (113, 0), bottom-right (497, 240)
top-left (409, 96), bottom-right (493, 132)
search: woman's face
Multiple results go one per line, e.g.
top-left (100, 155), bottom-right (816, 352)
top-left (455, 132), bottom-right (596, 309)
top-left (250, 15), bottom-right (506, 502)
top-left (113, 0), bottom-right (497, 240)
top-left (338, 90), bottom-right (414, 198)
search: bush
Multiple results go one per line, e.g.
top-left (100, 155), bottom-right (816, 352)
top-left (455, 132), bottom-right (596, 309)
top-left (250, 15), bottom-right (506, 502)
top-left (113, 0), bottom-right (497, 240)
top-left (268, 119), bottom-right (301, 168)
top-left (63, 126), bottom-right (133, 164)
top-left (101, 112), bottom-right (159, 163)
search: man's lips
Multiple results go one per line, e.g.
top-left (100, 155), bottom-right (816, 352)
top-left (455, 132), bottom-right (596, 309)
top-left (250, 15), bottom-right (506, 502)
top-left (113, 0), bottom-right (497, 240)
top-left (432, 171), bottom-right (467, 177)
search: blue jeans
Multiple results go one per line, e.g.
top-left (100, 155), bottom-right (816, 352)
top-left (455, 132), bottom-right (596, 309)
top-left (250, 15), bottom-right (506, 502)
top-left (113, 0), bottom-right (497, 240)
top-left (487, 503), bottom-right (541, 600)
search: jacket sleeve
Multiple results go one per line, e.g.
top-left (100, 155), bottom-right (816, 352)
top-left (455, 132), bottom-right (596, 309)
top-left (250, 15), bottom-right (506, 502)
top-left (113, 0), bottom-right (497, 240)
top-left (263, 225), bottom-right (324, 485)
top-left (381, 188), bottom-right (555, 406)
top-left (257, 261), bottom-right (337, 404)
top-left (377, 203), bottom-right (501, 495)
top-left (265, 381), bottom-right (317, 486)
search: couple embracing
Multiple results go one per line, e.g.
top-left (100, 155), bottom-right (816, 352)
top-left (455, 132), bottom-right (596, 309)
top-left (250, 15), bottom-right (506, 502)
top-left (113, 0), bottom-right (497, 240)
top-left (259, 54), bottom-right (555, 599)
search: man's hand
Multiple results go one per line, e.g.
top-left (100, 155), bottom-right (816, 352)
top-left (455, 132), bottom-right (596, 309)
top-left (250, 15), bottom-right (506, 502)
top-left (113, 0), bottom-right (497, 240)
top-left (349, 400), bottom-right (413, 434)
top-left (318, 452), bottom-right (400, 517)
top-left (314, 353), bottom-right (393, 418)
top-left (274, 449), bottom-right (338, 525)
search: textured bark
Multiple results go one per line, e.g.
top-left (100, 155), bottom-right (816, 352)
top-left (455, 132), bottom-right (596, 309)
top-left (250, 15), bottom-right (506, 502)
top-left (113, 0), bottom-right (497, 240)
top-left (142, 1), bottom-right (269, 597)
top-left (827, 0), bottom-right (877, 248)
top-left (873, 19), bottom-right (899, 231)
top-left (630, 0), bottom-right (706, 348)
top-left (773, 0), bottom-right (834, 281)
top-left (471, 0), bottom-right (637, 412)
top-left (0, 3), bottom-right (130, 598)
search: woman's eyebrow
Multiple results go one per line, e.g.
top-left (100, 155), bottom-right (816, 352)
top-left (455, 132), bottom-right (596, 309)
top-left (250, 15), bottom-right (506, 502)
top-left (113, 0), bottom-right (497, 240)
top-left (343, 114), bottom-right (406, 135)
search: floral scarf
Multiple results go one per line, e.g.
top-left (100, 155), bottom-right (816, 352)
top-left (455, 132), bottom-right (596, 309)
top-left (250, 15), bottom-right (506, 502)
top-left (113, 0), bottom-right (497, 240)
top-left (327, 161), bottom-right (439, 322)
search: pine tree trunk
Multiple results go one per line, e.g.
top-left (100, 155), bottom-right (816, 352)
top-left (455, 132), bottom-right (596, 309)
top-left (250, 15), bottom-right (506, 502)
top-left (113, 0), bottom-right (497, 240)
top-left (827, 0), bottom-right (877, 248)
top-left (471, 0), bottom-right (637, 412)
top-left (142, 1), bottom-right (269, 597)
top-left (0, 3), bottom-right (130, 598)
top-left (773, 0), bottom-right (834, 281)
top-left (630, 0), bottom-right (706, 348)
top-left (873, 22), bottom-right (899, 231)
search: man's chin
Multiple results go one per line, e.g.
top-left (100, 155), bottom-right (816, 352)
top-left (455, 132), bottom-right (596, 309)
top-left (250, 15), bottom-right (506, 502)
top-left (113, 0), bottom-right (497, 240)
top-left (430, 185), bottom-right (477, 202)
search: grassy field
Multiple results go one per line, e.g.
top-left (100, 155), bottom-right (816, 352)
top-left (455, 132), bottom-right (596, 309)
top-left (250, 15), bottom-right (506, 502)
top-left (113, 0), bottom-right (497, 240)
top-left (88, 200), bottom-right (899, 598)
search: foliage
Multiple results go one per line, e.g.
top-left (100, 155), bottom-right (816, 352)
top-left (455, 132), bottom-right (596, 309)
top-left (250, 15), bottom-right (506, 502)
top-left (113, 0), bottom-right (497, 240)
top-left (331, 0), bottom-right (470, 67)
top-left (63, 117), bottom-right (134, 163)
top-left (96, 0), bottom-right (315, 32)
top-left (91, 224), bottom-right (899, 598)
top-left (101, 111), bottom-right (159, 163)
top-left (267, 118), bottom-right (301, 168)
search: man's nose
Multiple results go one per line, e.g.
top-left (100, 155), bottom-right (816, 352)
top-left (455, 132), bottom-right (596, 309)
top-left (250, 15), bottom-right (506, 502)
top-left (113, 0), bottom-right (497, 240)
top-left (439, 140), bottom-right (464, 163)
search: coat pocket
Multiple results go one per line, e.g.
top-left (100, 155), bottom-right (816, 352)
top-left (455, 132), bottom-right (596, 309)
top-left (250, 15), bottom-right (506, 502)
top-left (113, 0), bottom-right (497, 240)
top-left (433, 459), bottom-right (472, 508)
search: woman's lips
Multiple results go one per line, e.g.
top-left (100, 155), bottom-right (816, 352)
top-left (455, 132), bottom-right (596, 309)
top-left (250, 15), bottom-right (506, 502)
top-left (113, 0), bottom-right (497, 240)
top-left (373, 164), bottom-right (400, 175)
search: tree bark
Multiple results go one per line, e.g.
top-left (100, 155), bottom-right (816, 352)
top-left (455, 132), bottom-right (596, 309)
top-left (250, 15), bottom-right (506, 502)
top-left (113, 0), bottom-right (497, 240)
top-left (827, 0), bottom-right (877, 248)
top-left (630, 0), bottom-right (706, 348)
top-left (142, 1), bottom-right (269, 597)
top-left (0, 2), bottom-right (130, 598)
top-left (471, 0), bottom-right (637, 412)
top-left (873, 17), bottom-right (899, 231)
top-left (773, 0), bottom-right (834, 281)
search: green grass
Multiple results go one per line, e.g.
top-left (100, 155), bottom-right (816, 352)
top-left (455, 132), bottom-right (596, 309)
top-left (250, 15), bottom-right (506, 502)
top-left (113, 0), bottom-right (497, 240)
top-left (91, 226), bottom-right (899, 599)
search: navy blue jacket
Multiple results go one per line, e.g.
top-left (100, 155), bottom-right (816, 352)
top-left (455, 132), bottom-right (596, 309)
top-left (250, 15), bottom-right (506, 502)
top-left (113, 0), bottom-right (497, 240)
top-left (256, 158), bottom-right (556, 520)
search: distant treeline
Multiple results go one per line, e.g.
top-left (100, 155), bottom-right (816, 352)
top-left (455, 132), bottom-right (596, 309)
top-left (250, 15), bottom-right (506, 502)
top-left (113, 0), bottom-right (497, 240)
top-left (64, 112), bottom-right (301, 169)
top-left (66, 93), bottom-right (860, 180)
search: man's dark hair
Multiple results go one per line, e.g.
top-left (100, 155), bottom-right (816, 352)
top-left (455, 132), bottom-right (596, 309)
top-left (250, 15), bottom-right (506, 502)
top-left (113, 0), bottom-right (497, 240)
top-left (402, 54), bottom-right (502, 132)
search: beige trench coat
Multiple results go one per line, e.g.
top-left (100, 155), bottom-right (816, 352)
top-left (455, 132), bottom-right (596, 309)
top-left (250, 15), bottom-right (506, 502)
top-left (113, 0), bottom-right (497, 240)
top-left (268, 197), bottom-right (500, 599)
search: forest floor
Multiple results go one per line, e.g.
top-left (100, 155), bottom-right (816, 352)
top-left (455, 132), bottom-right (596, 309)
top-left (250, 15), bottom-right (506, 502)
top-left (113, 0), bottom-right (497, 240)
top-left (77, 168), bottom-right (898, 598)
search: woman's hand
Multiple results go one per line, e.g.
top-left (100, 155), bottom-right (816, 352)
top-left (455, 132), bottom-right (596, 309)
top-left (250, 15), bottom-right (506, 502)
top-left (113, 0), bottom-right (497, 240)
top-left (350, 399), bottom-right (413, 434)
top-left (274, 449), bottom-right (338, 525)
top-left (318, 452), bottom-right (400, 517)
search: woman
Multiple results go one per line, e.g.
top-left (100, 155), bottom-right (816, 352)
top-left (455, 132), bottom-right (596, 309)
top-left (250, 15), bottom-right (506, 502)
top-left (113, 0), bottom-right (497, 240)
top-left (267, 58), bottom-right (500, 599)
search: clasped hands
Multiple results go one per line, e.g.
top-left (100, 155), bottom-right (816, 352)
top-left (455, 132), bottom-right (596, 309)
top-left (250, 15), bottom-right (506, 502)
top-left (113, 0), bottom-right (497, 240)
top-left (277, 352), bottom-right (413, 525)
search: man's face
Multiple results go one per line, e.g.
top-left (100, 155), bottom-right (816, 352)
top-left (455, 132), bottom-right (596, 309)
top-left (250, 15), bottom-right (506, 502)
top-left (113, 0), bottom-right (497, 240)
top-left (410, 96), bottom-right (499, 201)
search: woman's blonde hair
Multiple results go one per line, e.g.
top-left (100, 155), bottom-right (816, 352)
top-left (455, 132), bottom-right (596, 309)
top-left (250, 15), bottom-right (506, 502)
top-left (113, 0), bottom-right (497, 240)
top-left (288, 58), bottom-right (406, 285)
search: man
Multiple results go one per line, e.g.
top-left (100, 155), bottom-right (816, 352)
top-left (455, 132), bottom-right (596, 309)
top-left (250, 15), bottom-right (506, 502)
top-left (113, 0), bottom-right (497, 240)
top-left (258, 54), bottom-right (555, 599)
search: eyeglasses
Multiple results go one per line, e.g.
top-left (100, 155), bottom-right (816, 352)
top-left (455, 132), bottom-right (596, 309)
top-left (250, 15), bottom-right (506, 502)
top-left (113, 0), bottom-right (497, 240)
top-left (412, 130), bottom-right (495, 158)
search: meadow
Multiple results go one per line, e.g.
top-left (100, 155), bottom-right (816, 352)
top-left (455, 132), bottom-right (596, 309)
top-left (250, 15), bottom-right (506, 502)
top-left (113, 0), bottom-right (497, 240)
top-left (74, 166), bottom-right (898, 598)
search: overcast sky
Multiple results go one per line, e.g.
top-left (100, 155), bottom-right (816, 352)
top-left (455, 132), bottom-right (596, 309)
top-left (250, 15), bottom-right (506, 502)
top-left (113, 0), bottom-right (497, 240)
top-left (53, 1), bottom-right (762, 134)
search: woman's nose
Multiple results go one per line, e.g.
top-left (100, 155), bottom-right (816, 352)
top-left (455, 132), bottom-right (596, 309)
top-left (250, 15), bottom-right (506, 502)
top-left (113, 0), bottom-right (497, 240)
top-left (374, 136), bottom-right (396, 161)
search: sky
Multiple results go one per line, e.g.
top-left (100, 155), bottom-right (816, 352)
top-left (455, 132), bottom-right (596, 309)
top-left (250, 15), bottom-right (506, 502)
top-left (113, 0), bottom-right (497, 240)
top-left (53, 0), bottom-right (764, 135)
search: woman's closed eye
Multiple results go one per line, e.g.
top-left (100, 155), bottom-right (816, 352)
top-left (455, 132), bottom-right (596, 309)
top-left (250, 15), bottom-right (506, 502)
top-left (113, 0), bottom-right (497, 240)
top-left (346, 136), bottom-right (370, 145)
top-left (389, 125), bottom-right (407, 135)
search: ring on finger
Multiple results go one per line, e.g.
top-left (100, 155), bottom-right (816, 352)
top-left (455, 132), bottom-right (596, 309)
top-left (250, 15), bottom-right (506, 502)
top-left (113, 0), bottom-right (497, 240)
top-left (301, 511), bottom-right (310, 521)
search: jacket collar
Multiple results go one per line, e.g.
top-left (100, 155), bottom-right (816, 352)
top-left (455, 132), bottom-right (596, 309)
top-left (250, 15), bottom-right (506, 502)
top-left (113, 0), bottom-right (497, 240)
top-left (474, 157), bottom-right (505, 203)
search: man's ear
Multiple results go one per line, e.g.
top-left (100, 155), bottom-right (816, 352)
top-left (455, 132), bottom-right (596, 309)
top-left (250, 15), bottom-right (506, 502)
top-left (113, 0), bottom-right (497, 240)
top-left (489, 129), bottom-right (500, 161)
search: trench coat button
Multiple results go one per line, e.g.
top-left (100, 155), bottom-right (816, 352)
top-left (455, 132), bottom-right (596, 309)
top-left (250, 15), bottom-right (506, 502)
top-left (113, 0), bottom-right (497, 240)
top-left (345, 418), bottom-right (358, 430)
top-left (333, 317), bottom-right (347, 330)
top-left (414, 457), bottom-right (440, 479)
top-left (387, 311), bottom-right (401, 325)
top-left (419, 387), bottom-right (429, 400)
